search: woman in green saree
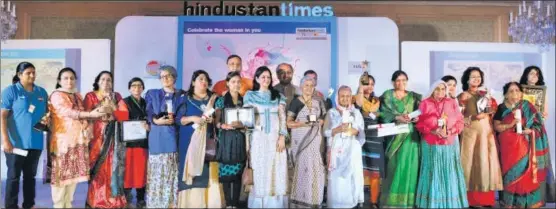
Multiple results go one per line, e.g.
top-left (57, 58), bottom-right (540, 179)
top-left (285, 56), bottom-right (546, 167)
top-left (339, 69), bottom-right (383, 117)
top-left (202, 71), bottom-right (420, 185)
top-left (379, 70), bottom-right (422, 208)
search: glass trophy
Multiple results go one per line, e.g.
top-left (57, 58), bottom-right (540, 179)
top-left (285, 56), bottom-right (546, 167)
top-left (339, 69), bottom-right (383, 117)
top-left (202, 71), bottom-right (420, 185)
top-left (166, 100), bottom-right (174, 120)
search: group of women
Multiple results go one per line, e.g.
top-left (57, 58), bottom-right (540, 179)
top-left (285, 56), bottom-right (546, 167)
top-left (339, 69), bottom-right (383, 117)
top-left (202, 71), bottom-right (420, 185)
top-left (357, 66), bottom-right (553, 209)
top-left (1, 59), bottom-right (553, 209)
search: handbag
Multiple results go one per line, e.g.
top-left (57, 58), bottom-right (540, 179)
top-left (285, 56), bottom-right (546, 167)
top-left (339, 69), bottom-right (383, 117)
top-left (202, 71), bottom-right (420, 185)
top-left (205, 124), bottom-right (218, 161)
top-left (242, 131), bottom-right (253, 192)
top-left (242, 157), bottom-right (253, 190)
top-left (205, 137), bottom-right (218, 161)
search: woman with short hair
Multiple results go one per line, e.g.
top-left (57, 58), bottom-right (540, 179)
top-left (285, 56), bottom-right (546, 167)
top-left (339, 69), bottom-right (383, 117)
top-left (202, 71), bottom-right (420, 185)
top-left (144, 65), bottom-right (183, 208)
top-left (116, 77), bottom-right (149, 208)
top-left (457, 67), bottom-right (503, 207)
top-left (287, 75), bottom-right (327, 208)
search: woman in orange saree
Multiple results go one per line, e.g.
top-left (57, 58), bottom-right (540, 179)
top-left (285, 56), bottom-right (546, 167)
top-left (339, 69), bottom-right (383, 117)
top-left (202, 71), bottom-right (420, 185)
top-left (493, 82), bottom-right (552, 208)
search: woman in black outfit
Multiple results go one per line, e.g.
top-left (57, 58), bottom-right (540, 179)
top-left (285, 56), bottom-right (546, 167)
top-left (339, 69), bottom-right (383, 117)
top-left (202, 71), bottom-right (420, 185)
top-left (117, 77), bottom-right (149, 208)
top-left (214, 71), bottom-right (248, 208)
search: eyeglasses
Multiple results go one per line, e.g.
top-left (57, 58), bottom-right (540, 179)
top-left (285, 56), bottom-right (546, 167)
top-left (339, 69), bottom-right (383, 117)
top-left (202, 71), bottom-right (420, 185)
top-left (160, 75), bottom-right (174, 80)
top-left (130, 84), bottom-right (143, 88)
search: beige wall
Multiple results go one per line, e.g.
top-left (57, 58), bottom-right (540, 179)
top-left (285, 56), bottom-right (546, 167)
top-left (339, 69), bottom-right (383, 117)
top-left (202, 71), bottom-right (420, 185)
top-left (12, 1), bottom-right (515, 63)
top-left (14, 1), bottom-right (513, 41)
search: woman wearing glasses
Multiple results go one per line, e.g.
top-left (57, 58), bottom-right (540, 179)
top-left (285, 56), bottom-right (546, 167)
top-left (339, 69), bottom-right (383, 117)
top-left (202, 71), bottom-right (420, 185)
top-left (144, 66), bottom-right (183, 208)
top-left (116, 77), bottom-right (149, 208)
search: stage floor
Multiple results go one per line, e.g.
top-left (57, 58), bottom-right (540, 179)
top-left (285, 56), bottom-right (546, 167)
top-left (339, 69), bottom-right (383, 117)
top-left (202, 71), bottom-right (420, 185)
top-left (1, 180), bottom-right (555, 208)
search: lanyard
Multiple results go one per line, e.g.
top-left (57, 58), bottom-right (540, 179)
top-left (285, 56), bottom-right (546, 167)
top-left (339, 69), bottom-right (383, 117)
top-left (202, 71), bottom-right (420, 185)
top-left (130, 96), bottom-right (146, 115)
top-left (434, 99), bottom-right (446, 118)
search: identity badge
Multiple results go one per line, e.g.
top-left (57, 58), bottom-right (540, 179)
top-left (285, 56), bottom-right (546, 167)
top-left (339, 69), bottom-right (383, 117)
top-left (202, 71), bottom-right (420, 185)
top-left (28, 104), bottom-right (36, 113)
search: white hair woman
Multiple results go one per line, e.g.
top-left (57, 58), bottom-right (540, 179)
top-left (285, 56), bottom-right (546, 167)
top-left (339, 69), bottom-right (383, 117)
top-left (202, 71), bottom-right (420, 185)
top-left (415, 80), bottom-right (468, 208)
top-left (324, 85), bottom-right (365, 208)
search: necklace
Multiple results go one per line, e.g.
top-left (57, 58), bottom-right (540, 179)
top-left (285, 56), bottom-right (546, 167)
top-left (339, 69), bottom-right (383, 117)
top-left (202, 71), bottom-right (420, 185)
top-left (188, 95), bottom-right (209, 111)
top-left (394, 90), bottom-right (406, 99)
top-left (193, 93), bottom-right (208, 100)
top-left (302, 95), bottom-right (313, 113)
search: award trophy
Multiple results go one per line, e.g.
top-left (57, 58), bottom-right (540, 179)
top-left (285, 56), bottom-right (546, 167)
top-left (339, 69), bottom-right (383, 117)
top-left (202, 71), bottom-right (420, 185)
top-left (484, 98), bottom-right (491, 113)
top-left (515, 109), bottom-right (522, 134)
top-left (327, 88), bottom-right (334, 99)
top-left (359, 60), bottom-right (370, 85)
top-left (341, 110), bottom-right (354, 138)
top-left (34, 112), bottom-right (50, 132)
top-left (166, 100), bottom-right (174, 120)
top-left (477, 87), bottom-right (491, 113)
top-left (437, 113), bottom-right (447, 137)
top-left (307, 114), bottom-right (318, 124)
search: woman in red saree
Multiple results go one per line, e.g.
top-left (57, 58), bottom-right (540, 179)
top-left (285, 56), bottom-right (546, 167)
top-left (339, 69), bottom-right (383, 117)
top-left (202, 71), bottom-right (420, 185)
top-left (84, 71), bottom-right (127, 208)
top-left (493, 82), bottom-right (552, 208)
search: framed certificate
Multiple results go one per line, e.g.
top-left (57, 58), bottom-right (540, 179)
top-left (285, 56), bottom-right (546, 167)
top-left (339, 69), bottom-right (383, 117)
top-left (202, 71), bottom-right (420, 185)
top-left (122, 120), bottom-right (147, 141)
top-left (521, 85), bottom-right (546, 113)
top-left (224, 107), bottom-right (255, 128)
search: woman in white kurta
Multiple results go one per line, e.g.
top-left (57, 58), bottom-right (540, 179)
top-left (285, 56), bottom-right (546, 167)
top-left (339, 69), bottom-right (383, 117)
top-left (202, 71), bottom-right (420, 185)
top-left (324, 85), bottom-right (365, 208)
top-left (243, 66), bottom-right (289, 208)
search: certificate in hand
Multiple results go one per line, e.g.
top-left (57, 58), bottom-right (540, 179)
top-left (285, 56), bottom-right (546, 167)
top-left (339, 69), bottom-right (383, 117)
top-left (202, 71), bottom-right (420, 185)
top-left (224, 107), bottom-right (255, 128)
top-left (122, 120), bottom-right (147, 141)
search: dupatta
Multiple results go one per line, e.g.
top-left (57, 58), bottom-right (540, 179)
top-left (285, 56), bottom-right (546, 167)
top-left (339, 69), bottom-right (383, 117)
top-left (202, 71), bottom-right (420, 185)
top-left (379, 89), bottom-right (421, 159)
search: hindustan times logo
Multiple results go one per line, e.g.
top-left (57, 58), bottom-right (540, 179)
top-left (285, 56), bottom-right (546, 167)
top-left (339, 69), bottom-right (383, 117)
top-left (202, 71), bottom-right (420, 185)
top-left (184, 1), bottom-right (334, 17)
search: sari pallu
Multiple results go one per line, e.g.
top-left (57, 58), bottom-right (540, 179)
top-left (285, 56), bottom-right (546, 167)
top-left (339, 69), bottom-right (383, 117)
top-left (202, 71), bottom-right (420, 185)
top-left (84, 92), bottom-right (127, 208)
top-left (495, 100), bottom-right (552, 208)
top-left (177, 94), bottom-right (224, 208)
top-left (378, 90), bottom-right (421, 208)
top-left (179, 123), bottom-right (224, 208)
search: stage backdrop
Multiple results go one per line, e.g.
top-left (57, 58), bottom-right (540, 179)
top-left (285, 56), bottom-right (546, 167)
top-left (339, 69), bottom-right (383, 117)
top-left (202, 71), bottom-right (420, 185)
top-left (337, 17), bottom-right (399, 96)
top-left (0, 39), bottom-right (111, 180)
top-left (114, 16), bottom-right (399, 99)
top-left (178, 16), bottom-right (335, 96)
top-left (402, 41), bottom-right (556, 172)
